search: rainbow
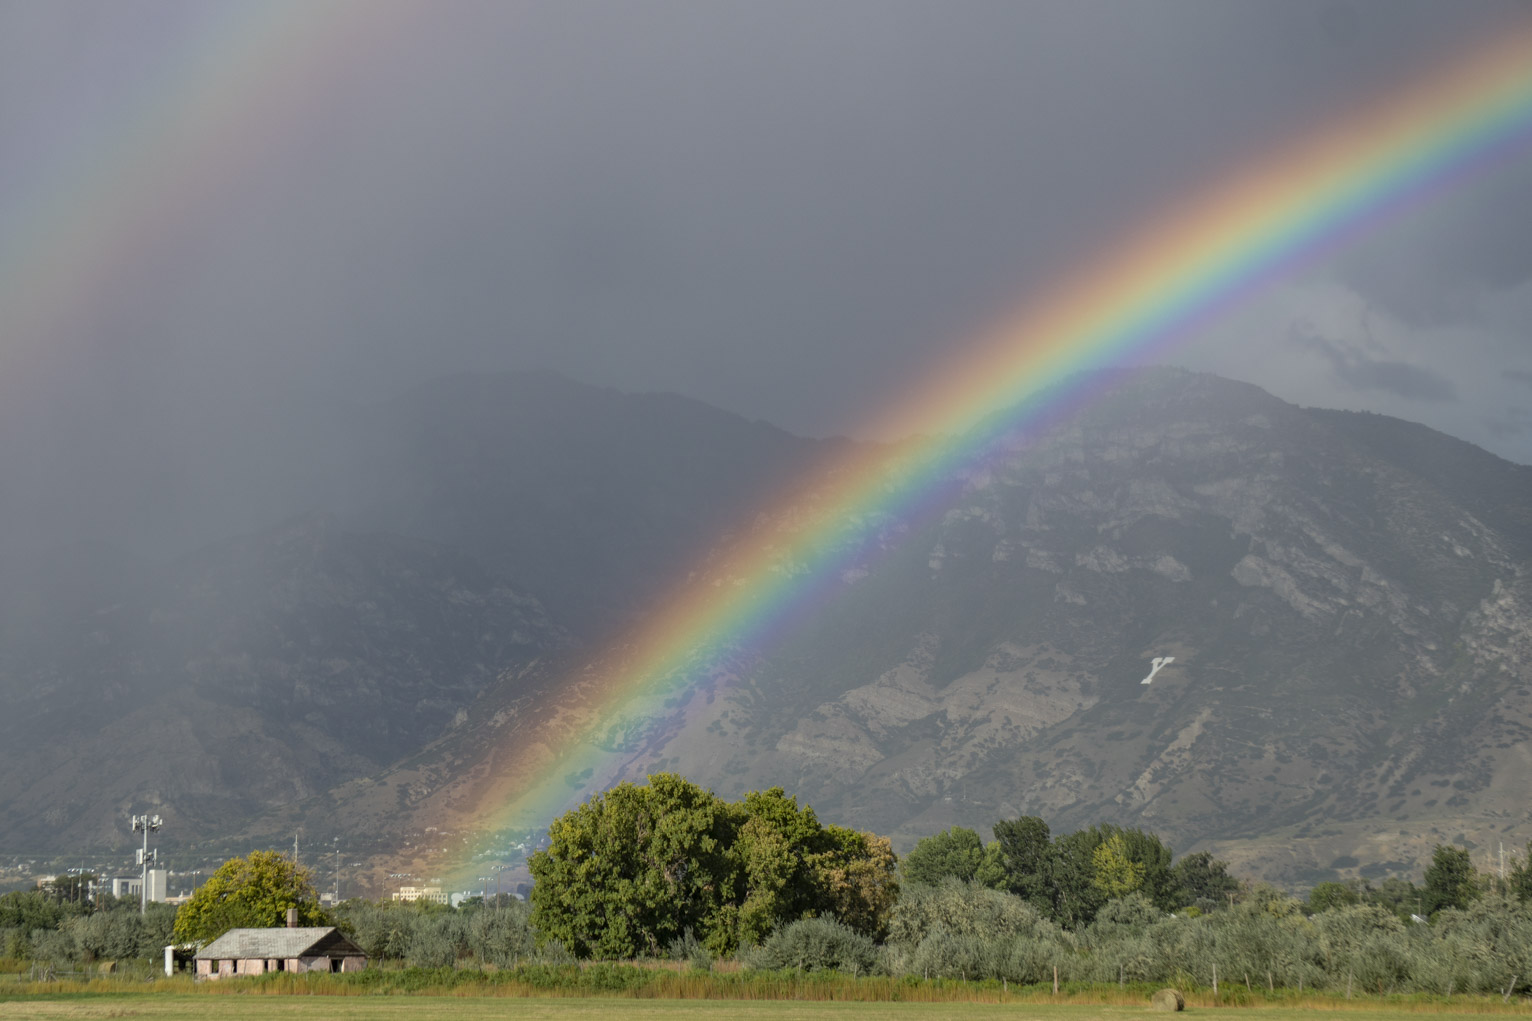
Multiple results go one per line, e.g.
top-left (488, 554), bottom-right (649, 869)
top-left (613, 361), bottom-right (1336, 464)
top-left (0, 1), bottom-right (417, 391)
top-left (465, 18), bottom-right (1532, 851)
top-left (6, 5), bottom-right (1530, 861)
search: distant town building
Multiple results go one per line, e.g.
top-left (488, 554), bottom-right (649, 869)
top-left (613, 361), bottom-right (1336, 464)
top-left (107, 869), bottom-right (167, 902)
top-left (391, 885), bottom-right (448, 904)
top-left (146, 868), bottom-right (167, 902)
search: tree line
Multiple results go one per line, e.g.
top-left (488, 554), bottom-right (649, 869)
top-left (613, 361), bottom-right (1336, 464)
top-left (898, 821), bottom-right (1504, 927)
top-left (0, 887), bottom-right (177, 964)
top-left (898, 818), bottom-right (1239, 925)
top-left (6, 772), bottom-right (1532, 997)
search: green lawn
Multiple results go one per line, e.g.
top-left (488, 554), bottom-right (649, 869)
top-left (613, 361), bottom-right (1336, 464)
top-left (1, 1001), bottom-right (1530, 1021)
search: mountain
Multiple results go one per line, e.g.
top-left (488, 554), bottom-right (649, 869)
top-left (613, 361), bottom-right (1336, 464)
top-left (332, 370), bottom-right (852, 638)
top-left (380, 369), bottom-right (1532, 885)
top-left (1306, 407), bottom-right (1532, 560)
top-left (0, 513), bottom-right (563, 851)
top-left (4, 368), bottom-right (1530, 890)
top-left (0, 371), bottom-right (846, 858)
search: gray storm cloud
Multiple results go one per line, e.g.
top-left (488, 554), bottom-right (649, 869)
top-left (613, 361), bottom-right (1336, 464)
top-left (2, 0), bottom-right (1531, 561)
top-left (1287, 325), bottom-right (1458, 403)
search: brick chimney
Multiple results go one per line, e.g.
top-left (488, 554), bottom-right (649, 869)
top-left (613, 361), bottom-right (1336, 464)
top-left (286, 907), bottom-right (298, 928)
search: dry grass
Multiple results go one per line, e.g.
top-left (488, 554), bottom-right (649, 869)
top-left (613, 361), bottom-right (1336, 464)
top-left (3, 998), bottom-right (1532, 1021)
top-left (3, 971), bottom-right (1532, 1015)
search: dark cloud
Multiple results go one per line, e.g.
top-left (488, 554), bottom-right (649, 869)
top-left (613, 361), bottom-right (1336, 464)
top-left (1503, 369), bottom-right (1532, 389)
top-left (4, 1), bottom-right (1523, 425)
top-left (1288, 324), bottom-right (1457, 402)
top-left (1335, 169), bottom-right (1532, 328)
top-left (3, 0), bottom-right (1532, 557)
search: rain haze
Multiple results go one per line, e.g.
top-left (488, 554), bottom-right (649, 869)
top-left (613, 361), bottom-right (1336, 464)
top-left (3, 0), bottom-right (1532, 562)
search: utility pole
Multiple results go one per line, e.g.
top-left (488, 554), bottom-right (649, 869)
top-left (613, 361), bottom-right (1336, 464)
top-left (130, 814), bottom-right (161, 915)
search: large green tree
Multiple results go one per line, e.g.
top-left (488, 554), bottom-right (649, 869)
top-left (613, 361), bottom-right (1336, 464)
top-left (1172, 850), bottom-right (1240, 910)
top-left (733, 786), bottom-right (829, 944)
top-left (171, 850), bottom-right (326, 944)
top-left (1070, 824), bottom-right (1176, 910)
top-left (1420, 844), bottom-right (1478, 917)
top-left (807, 824), bottom-right (900, 942)
top-left (528, 773), bottom-right (898, 957)
top-left (1049, 828), bottom-right (1107, 928)
top-left (0, 889), bottom-right (83, 933)
top-left (991, 817), bottom-right (1181, 925)
top-left (1510, 843), bottom-right (1532, 904)
top-left (903, 826), bottom-right (1005, 889)
top-left (529, 773), bottom-right (735, 958)
top-left (992, 815), bottom-right (1053, 908)
top-left (1090, 834), bottom-right (1146, 899)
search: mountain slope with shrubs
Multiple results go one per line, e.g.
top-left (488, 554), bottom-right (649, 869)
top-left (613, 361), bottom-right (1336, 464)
top-left (566, 369), bottom-right (1532, 882)
top-left (8, 368), bottom-right (1532, 889)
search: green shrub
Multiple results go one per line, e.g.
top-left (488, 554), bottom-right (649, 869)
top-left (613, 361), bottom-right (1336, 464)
top-left (747, 917), bottom-right (879, 975)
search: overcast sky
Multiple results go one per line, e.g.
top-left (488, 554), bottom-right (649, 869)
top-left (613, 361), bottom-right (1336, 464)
top-left (3, 0), bottom-right (1532, 547)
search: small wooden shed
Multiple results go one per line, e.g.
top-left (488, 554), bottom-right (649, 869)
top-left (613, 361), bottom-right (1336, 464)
top-left (193, 926), bottom-right (366, 979)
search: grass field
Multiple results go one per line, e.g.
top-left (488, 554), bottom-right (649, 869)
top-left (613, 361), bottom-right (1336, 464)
top-left (3, 968), bottom-right (1530, 1021)
top-left (3, 1001), bottom-right (1532, 1021)
top-left (5, 975), bottom-right (1532, 1021)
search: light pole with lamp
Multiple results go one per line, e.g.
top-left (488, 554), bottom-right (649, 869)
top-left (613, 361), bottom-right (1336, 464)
top-left (491, 864), bottom-right (507, 910)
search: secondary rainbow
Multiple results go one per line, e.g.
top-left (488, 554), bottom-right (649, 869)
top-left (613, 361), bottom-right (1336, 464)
top-left (0, 1), bottom-right (417, 389)
top-left (467, 20), bottom-right (1532, 849)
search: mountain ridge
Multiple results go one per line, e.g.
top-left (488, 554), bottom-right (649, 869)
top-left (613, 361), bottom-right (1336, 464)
top-left (2, 367), bottom-right (1528, 892)
top-left (370, 368), bottom-right (1532, 886)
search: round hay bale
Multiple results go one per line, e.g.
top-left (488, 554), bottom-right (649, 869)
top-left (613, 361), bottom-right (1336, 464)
top-left (1151, 988), bottom-right (1185, 1011)
top-left (97, 961), bottom-right (117, 974)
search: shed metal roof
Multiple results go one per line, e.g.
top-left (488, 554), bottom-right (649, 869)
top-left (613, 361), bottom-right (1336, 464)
top-left (194, 926), bottom-right (364, 960)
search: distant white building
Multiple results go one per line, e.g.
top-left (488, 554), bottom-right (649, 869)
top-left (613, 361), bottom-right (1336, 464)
top-left (146, 868), bottom-right (168, 902)
top-left (109, 869), bottom-right (168, 902)
top-left (392, 885), bottom-right (448, 904)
